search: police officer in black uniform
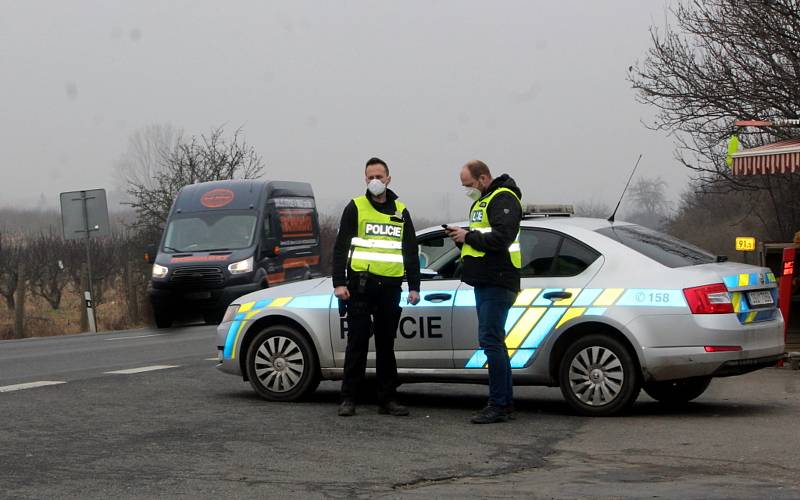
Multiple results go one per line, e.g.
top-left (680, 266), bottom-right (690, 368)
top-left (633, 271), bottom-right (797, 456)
top-left (332, 157), bottom-right (421, 417)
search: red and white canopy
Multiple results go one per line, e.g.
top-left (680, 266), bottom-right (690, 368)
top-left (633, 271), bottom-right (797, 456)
top-left (732, 139), bottom-right (800, 175)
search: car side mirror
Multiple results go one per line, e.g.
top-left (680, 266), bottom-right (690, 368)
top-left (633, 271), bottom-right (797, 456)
top-left (420, 268), bottom-right (438, 279)
top-left (144, 243), bottom-right (157, 264)
top-left (262, 237), bottom-right (280, 258)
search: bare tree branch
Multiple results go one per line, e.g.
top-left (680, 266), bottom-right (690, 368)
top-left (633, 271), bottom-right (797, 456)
top-left (630, 0), bottom-right (800, 240)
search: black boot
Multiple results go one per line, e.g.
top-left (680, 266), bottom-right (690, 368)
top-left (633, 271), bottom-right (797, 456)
top-left (470, 405), bottom-right (509, 424)
top-left (378, 400), bottom-right (409, 416)
top-left (338, 400), bottom-right (356, 417)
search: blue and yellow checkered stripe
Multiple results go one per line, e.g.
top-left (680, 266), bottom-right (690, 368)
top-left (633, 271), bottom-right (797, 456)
top-left (223, 295), bottom-right (333, 360)
top-left (723, 272), bottom-right (779, 324)
top-left (723, 272), bottom-right (777, 289)
top-left (730, 289), bottom-right (779, 324)
top-left (464, 287), bottom-right (687, 369)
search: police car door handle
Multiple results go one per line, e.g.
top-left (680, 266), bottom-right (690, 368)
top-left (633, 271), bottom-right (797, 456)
top-left (543, 291), bottom-right (572, 300)
top-left (424, 293), bottom-right (452, 302)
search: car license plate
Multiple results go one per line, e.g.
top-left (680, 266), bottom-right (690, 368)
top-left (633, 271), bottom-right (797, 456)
top-left (185, 291), bottom-right (212, 300)
top-left (747, 290), bottom-right (773, 307)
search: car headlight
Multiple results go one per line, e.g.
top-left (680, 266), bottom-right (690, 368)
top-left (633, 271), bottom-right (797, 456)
top-left (228, 256), bottom-right (254, 275)
top-left (152, 264), bottom-right (169, 279)
top-left (222, 304), bottom-right (240, 323)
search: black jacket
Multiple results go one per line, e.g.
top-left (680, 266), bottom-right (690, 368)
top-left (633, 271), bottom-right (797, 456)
top-left (332, 189), bottom-right (421, 292)
top-left (461, 174), bottom-right (523, 292)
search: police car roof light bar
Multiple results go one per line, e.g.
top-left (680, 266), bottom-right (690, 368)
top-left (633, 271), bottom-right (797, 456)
top-left (523, 204), bottom-right (575, 217)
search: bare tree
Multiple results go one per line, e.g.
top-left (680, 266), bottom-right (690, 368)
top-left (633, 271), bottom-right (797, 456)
top-left (114, 123), bottom-right (182, 199)
top-left (28, 231), bottom-right (69, 309)
top-left (667, 186), bottom-right (773, 260)
top-left (623, 177), bottom-right (670, 230)
top-left (629, 0), bottom-right (800, 240)
top-left (318, 214), bottom-right (339, 276)
top-left (0, 233), bottom-right (22, 310)
top-left (630, 177), bottom-right (669, 214)
top-left (60, 236), bottom-right (123, 308)
top-left (124, 125), bottom-right (265, 234)
top-left (575, 200), bottom-right (612, 219)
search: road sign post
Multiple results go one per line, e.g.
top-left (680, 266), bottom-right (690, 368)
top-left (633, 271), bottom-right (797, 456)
top-left (60, 189), bottom-right (110, 333)
top-left (736, 237), bottom-right (756, 264)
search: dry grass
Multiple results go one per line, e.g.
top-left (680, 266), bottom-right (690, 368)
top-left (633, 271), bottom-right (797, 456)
top-left (0, 283), bottom-right (147, 340)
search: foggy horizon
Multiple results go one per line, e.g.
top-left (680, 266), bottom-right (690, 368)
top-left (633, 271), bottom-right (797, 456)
top-left (1, 1), bottom-right (687, 221)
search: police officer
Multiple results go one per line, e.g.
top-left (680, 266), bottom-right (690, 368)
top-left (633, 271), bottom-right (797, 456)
top-left (333, 157), bottom-right (421, 417)
top-left (446, 160), bottom-right (522, 424)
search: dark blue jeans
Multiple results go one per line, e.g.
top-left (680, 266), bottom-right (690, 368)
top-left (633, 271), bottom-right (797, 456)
top-left (474, 286), bottom-right (517, 408)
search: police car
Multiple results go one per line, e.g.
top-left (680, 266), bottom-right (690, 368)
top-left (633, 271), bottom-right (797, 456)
top-left (215, 206), bottom-right (785, 416)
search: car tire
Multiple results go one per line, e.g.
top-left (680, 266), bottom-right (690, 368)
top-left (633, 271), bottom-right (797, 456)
top-left (245, 325), bottom-right (320, 402)
top-left (153, 309), bottom-right (174, 329)
top-left (643, 377), bottom-right (712, 405)
top-left (559, 334), bottom-right (640, 416)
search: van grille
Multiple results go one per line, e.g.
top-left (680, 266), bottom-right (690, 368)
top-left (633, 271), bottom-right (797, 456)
top-left (169, 266), bottom-right (224, 287)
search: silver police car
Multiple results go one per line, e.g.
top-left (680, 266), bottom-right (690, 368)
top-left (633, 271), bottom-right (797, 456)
top-left (215, 207), bottom-right (785, 416)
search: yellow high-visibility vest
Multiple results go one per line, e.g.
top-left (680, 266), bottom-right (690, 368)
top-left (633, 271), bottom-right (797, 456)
top-left (349, 195), bottom-right (407, 278)
top-left (460, 187), bottom-right (521, 268)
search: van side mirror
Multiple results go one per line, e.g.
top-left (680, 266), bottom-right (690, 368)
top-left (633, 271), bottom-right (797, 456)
top-left (144, 244), bottom-right (157, 264)
top-left (262, 237), bottom-right (280, 258)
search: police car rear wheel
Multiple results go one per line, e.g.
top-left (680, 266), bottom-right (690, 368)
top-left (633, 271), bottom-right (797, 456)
top-left (559, 335), bottom-right (640, 416)
top-left (246, 326), bottom-right (319, 401)
top-left (643, 377), bottom-right (711, 405)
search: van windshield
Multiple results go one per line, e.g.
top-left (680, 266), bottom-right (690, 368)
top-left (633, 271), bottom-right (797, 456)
top-left (163, 212), bottom-right (257, 253)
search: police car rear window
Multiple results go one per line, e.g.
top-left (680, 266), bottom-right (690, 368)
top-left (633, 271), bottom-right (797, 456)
top-left (596, 225), bottom-right (716, 268)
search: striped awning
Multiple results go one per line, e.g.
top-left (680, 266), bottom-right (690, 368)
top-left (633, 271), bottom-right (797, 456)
top-left (732, 139), bottom-right (800, 175)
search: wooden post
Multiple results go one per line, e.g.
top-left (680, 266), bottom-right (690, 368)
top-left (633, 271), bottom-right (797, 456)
top-left (14, 260), bottom-right (25, 339)
top-left (80, 263), bottom-right (89, 332)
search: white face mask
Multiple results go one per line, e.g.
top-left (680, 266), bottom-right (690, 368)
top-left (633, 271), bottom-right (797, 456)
top-left (465, 187), bottom-right (481, 201)
top-left (367, 178), bottom-right (387, 196)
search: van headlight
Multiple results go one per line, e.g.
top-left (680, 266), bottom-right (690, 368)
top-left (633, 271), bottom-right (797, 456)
top-left (152, 264), bottom-right (169, 279)
top-left (222, 304), bottom-right (240, 323)
top-left (228, 256), bottom-right (254, 275)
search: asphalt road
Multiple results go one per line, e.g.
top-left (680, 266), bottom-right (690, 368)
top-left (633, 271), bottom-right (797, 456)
top-left (2, 326), bottom-right (799, 499)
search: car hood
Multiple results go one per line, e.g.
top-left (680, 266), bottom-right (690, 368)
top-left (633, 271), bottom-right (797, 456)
top-left (235, 277), bottom-right (332, 304)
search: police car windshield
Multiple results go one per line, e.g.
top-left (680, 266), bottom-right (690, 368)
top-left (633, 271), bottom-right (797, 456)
top-left (596, 224), bottom-right (716, 268)
top-left (163, 212), bottom-right (257, 253)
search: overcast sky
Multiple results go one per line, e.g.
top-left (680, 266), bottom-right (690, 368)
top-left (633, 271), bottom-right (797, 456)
top-left (0, 0), bottom-right (686, 220)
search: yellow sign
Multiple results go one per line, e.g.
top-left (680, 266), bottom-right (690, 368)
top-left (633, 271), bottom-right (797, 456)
top-left (735, 237), bottom-right (756, 252)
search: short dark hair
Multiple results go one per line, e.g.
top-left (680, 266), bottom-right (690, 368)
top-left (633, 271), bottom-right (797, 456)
top-left (365, 157), bottom-right (389, 175)
top-left (464, 160), bottom-right (491, 180)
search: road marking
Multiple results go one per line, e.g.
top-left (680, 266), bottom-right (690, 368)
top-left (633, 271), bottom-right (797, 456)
top-left (205, 357), bottom-right (219, 361)
top-left (0, 381), bottom-right (67, 393)
top-left (105, 365), bottom-right (180, 375)
top-left (104, 334), bottom-right (164, 341)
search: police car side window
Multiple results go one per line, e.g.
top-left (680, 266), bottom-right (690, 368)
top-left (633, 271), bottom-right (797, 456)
top-left (519, 229), bottom-right (562, 277)
top-left (553, 237), bottom-right (600, 276)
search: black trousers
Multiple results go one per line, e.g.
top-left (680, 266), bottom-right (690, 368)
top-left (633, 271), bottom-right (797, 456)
top-left (340, 278), bottom-right (402, 404)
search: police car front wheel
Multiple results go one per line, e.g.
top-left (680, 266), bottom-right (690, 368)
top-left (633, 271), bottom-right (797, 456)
top-left (559, 334), bottom-right (640, 416)
top-left (245, 326), bottom-right (320, 401)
